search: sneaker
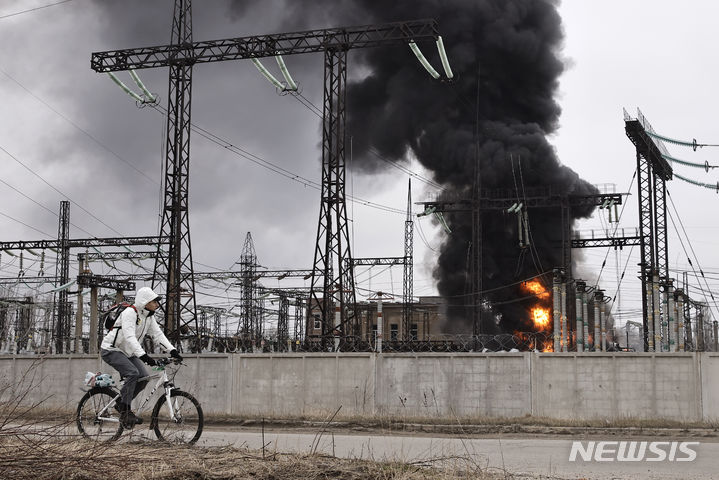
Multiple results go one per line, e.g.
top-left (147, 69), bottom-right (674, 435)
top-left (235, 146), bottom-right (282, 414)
top-left (120, 409), bottom-right (143, 429)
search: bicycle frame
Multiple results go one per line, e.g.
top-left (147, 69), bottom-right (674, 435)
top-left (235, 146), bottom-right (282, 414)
top-left (95, 365), bottom-right (176, 423)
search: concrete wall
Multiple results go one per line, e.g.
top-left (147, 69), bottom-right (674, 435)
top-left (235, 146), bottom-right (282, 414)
top-left (0, 352), bottom-right (717, 422)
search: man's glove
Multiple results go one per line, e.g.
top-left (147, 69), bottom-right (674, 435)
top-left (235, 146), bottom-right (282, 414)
top-left (170, 349), bottom-right (183, 362)
top-left (140, 354), bottom-right (157, 366)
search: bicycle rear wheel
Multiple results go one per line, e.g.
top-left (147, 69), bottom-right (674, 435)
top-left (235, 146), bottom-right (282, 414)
top-left (151, 390), bottom-right (203, 444)
top-left (76, 387), bottom-right (124, 441)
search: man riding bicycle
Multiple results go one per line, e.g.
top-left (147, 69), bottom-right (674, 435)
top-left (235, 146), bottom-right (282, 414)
top-left (100, 286), bottom-right (182, 428)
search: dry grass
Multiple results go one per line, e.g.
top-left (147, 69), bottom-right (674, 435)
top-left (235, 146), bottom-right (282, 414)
top-left (0, 362), bottom-right (520, 480)
top-left (0, 439), bottom-right (513, 480)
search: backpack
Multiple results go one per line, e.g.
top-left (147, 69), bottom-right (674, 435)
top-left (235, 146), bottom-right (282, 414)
top-left (101, 302), bottom-right (138, 331)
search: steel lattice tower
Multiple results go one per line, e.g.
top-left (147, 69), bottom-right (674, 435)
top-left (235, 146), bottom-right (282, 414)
top-left (277, 293), bottom-right (289, 350)
top-left (402, 179), bottom-right (414, 339)
top-left (239, 232), bottom-right (260, 348)
top-left (54, 200), bottom-right (71, 353)
top-left (91, 18), bottom-right (441, 350)
top-left (309, 49), bottom-right (358, 350)
top-left (151, 0), bottom-right (199, 344)
top-left (624, 108), bottom-right (672, 351)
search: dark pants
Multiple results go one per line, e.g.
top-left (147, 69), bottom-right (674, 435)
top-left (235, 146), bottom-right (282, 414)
top-left (101, 349), bottom-right (149, 406)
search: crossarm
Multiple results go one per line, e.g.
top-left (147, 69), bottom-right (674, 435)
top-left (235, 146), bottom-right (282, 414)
top-left (0, 236), bottom-right (168, 251)
top-left (92, 19), bottom-right (439, 72)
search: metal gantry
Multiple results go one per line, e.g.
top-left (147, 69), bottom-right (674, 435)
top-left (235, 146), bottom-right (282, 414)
top-left (91, 13), bottom-right (442, 350)
top-left (0, 200), bottom-right (168, 352)
top-left (420, 189), bottom-right (629, 333)
top-left (624, 108), bottom-right (673, 351)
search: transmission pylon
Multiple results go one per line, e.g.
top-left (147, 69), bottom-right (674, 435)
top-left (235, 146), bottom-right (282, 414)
top-left (151, 0), bottom-right (199, 344)
top-left (54, 200), bottom-right (71, 353)
top-left (402, 179), bottom-right (414, 339)
top-left (238, 232), bottom-right (260, 348)
top-left (92, 17), bottom-right (442, 350)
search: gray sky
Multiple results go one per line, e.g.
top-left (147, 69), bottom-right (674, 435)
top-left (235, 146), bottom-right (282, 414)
top-left (0, 0), bottom-right (717, 329)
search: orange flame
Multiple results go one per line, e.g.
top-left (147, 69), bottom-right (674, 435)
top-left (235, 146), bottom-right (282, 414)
top-left (531, 307), bottom-right (551, 329)
top-left (522, 280), bottom-right (550, 299)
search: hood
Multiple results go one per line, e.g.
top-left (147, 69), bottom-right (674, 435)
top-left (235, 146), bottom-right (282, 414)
top-left (134, 286), bottom-right (160, 311)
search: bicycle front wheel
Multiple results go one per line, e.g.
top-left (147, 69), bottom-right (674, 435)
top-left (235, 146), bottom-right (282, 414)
top-left (151, 390), bottom-right (203, 444)
top-left (76, 387), bottom-right (123, 442)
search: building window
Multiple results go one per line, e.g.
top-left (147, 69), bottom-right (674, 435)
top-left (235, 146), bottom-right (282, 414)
top-left (313, 314), bottom-right (321, 330)
top-left (410, 323), bottom-right (418, 340)
top-left (390, 323), bottom-right (398, 341)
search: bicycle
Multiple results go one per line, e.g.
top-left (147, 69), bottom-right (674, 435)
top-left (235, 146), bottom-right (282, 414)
top-left (76, 357), bottom-right (203, 444)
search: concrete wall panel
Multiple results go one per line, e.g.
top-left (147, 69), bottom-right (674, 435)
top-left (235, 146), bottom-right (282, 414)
top-left (0, 352), bottom-right (714, 422)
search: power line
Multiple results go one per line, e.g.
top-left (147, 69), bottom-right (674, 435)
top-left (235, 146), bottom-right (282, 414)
top-left (0, 210), bottom-right (53, 237)
top-left (667, 189), bottom-right (719, 318)
top-left (592, 170), bottom-right (637, 289)
top-left (288, 90), bottom-right (443, 190)
top-left (147, 103), bottom-right (405, 215)
top-left (0, 67), bottom-right (159, 185)
top-left (0, 176), bottom-right (102, 238)
top-left (0, 143), bottom-right (124, 236)
top-left (0, 0), bottom-right (75, 20)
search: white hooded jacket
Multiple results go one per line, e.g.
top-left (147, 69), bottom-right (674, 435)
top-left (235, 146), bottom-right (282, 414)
top-left (100, 286), bottom-right (175, 357)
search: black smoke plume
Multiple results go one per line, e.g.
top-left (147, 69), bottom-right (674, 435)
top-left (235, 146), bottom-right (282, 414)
top-left (233, 0), bottom-right (598, 335)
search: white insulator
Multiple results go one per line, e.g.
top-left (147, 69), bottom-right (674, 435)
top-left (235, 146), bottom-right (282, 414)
top-left (251, 58), bottom-right (285, 90)
top-left (107, 72), bottom-right (144, 103)
top-left (507, 202), bottom-right (518, 213)
top-left (435, 36), bottom-right (454, 79)
top-left (517, 211), bottom-right (524, 247)
top-left (575, 292), bottom-right (583, 352)
top-left (593, 299), bottom-right (600, 351)
top-left (434, 212), bottom-right (452, 234)
top-left (48, 280), bottom-right (76, 293)
top-left (646, 280), bottom-right (654, 351)
top-left (128, 69), bottom-right (156, 103)
top-left (561, 282), bottom-right (568, 352)
top-left (275, 55), bottom-right (298, 91)
top-left (409, 42), bottom-right (440, 79)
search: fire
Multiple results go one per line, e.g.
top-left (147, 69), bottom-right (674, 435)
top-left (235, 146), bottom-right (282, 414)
top-left (514, 330), bottom-right (554, 352)
top-left (521, 280), bottom-right (550, 299)
top-left (522, 279), bottom-right (552, 332)
top-left (531, 307), bottom-right (551, 329)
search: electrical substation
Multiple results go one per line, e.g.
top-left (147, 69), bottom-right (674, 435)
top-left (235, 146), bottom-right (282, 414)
top-left (0, 1), bottom-right (716, 361)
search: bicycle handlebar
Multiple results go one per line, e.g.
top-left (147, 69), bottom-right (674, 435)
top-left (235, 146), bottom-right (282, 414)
top-left (155, 357), bottom-right (184, 367)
